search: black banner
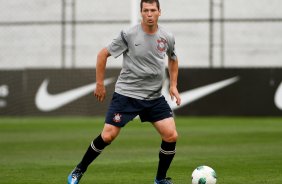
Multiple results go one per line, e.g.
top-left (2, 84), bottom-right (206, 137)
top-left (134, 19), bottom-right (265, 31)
top-left (0, 68), bottom-right (282, 116)
top-left (176, 68), bottom-right (282, 116)
top-left (0, 71), bottom-right (24, 116)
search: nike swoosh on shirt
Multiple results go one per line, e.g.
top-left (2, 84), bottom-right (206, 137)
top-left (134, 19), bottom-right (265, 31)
top-left (35, 78), bottom-right (115, 112)
top-left (163, 76), bottom-right (240, 110)
top-left (274, 82), bottom-right (282, 110)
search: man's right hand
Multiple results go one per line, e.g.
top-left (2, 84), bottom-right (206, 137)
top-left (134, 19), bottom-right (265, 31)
top-left (94, 83), bottom-right (106, 102)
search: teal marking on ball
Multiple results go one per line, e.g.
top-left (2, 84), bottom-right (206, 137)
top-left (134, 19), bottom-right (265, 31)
top-left (198, 178), bottom-right (206, 184)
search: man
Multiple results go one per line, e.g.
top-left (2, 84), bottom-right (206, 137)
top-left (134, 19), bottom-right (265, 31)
top-left (67, 0), bottom-right (181, 183)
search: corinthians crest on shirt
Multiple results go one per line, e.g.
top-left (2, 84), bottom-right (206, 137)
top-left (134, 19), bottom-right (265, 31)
top-left (157, 37), bottom-right (168, 53)
top-left (113, 113), bottom-right (122, 123)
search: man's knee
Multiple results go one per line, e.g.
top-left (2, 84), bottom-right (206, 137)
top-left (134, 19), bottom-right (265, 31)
top-left (101, 124), bottom-right (120, 143)
top-left (101, 133), bottom-right (115, 143)
top-left (163, 130), bottom-right (178, 143)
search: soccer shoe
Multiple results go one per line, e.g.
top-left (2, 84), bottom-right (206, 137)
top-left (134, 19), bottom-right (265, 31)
top-left (67, 167), bottom-right (83, 184)
top-left (154, 177), bottom-right (173, 184)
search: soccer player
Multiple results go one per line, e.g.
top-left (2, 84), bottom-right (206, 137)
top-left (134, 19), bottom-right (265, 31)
top-left (67, 0), bottom-right (181, 183)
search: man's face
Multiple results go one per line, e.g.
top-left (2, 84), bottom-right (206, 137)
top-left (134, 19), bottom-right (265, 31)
top-left (141, 2), bottom-right (161, 27)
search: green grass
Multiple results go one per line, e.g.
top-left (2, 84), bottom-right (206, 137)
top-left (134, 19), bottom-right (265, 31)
top-left (1, 117), bottom-right (282, 183)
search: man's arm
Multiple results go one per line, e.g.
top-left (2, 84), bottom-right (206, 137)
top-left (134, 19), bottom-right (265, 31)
top-left (168, 57), bottom-right (181, 106)
top-left (94, 47), bottom-right (111, 102)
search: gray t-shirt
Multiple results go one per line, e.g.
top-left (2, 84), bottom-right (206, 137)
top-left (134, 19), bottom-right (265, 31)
top-left (107, 24), bottom-right (177, 100)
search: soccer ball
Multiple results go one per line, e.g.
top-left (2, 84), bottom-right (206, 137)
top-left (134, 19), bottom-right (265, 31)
top-left (191, 165), bottom-right (217, 184)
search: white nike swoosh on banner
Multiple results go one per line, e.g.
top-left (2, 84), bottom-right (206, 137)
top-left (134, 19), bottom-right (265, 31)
top-left (163, 76), bottom-right (240, 110)
top-left (35, 78), bottom-right (115, 112)
top-left (274, 82), bottom-right (282, 110)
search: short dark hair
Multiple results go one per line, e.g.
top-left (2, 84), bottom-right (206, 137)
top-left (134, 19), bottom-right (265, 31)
top-left (140, 0), bottom-right (160, 11)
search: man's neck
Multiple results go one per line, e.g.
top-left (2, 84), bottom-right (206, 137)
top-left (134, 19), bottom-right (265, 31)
top-left (141, 22), bottom-right (158, 34)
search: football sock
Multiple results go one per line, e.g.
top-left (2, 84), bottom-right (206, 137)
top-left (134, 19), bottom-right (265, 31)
top-left (77, 134), bottom-right (109, 173)
top-left (156, 140), bottom-right (176, 180)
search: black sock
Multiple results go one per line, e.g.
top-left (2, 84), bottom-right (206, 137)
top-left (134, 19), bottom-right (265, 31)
top-left (156, 141), bottom-right (176, 180)
top-left (77, 134), bottom-right (109, 173)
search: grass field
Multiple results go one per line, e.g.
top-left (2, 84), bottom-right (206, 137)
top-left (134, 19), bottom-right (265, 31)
top-left (1, 117), bottom-right (282, 184)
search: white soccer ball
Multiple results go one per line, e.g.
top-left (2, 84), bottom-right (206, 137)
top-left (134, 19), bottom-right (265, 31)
top-left (191, 165), bottom-right (217, 184)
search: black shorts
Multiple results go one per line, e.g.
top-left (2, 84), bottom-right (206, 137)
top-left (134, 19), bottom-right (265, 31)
top-left (105, 92), bottom-right (173, 127)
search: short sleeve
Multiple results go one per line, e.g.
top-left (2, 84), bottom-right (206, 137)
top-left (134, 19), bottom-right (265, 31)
top-left (167, 35), bottom-right (177, 61)
top-left (107, 31), bottom-right (128, 58)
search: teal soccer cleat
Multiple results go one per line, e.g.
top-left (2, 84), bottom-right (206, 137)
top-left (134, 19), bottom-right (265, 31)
top-left (67, 167), bottom-right (83, 184)
top-left (154, 177), bottom-right (173, 184)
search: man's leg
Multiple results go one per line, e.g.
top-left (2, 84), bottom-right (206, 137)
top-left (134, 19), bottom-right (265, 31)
top-left (153, 117), bottom-right (178, 182)
top-left (68, 124), bottom-right (120, 184)
top-left (77, 124), bottom-right (121, 172)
